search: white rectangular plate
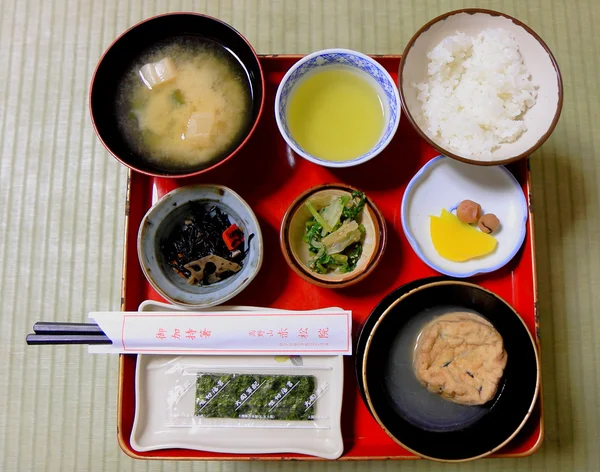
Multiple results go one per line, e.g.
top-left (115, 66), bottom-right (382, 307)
top-left (130, 301), bottom-right (344, 459)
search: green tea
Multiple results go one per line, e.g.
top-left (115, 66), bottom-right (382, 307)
top-left (286, 67), bottom-right (385, 161)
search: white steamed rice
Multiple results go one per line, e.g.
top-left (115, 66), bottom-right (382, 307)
top-left (413, 28), bottom-right (537, 159)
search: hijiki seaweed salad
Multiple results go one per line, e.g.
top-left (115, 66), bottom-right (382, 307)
top-left (304, 190), bottom-right (366, 274)
top-left (161, 202), bottom-right (254, 285)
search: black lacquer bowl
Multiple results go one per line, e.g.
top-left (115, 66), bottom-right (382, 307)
top-left (355, 275), bottom-right (447, 403)
top-left (89, 12), bottom-right (265, 178)
top-left (360, 280), bottom-right (540, 462)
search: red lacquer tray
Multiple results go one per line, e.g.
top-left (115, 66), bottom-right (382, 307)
top-left (117, 55), bottom-right (543, 460)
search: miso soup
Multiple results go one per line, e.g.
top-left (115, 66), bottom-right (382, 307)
top-left (116, 36), bottom-right (253, 171)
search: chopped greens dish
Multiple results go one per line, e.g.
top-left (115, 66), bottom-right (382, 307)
top-left (303, 190), bottom-right (367, 274)
top-left (194, 373), bottom-right (319, 421)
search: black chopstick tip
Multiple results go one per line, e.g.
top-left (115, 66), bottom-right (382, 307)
top-left (26, 333), bottom-right (112, 345)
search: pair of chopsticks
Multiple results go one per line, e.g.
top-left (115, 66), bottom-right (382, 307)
top-left (26, 322), bottom-right (112, 345)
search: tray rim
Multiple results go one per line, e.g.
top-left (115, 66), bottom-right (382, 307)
top-left (116, 54), bottom-right (544, 461)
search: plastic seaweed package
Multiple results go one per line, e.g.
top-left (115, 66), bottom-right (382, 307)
top-left (194, 373), bottom-right (321, 421)
top-left (163, 355), bottom-right (341, 432)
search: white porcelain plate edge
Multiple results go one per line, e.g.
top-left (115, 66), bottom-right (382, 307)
top-left (401, 156), bottom-right (528, 277)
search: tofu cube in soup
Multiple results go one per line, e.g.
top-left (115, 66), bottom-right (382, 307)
top-left (184, 112), bottom-right (215, 146)
top-left (138, 57), bottom-right (177, 89)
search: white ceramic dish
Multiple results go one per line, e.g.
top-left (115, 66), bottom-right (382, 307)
top-left (275, 48), bottom-right (401, 168)
top-left (130, 301), bottom-right (345, 459)
top-left (137, 184), bottom-right (263, 308)
top-left (399, 9), bottom-right (563, 165)
top-left (401, 156), bottom-right (528, 277)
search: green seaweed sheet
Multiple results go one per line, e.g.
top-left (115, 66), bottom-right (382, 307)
top-left (194, 373), bottom-right (319, 421)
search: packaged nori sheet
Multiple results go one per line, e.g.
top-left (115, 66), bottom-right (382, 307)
top-left (194, 373), bottom-right (319, 421)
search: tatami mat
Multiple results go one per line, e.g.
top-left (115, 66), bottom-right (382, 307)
top-left (1, 0), bottom-right (598, 471)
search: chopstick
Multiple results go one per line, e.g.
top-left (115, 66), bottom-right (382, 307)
top-left (26, 321), bottom-right (112, 345)
top-left (26, 334), bottom-right (112, 345)
top-left (33, 321), bottom-right (104, 335)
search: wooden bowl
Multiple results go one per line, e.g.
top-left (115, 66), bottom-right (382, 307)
top-left (280, 184), bottom-right (386, 288)
top-left (399, 9), bottom-right (563, 165)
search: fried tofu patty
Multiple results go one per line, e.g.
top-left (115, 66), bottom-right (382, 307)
top-left (414, 312), bottom-right (508, 405)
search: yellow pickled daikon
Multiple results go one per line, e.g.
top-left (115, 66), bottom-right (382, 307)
top-left (430, 209), bottom-right (497, 262)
